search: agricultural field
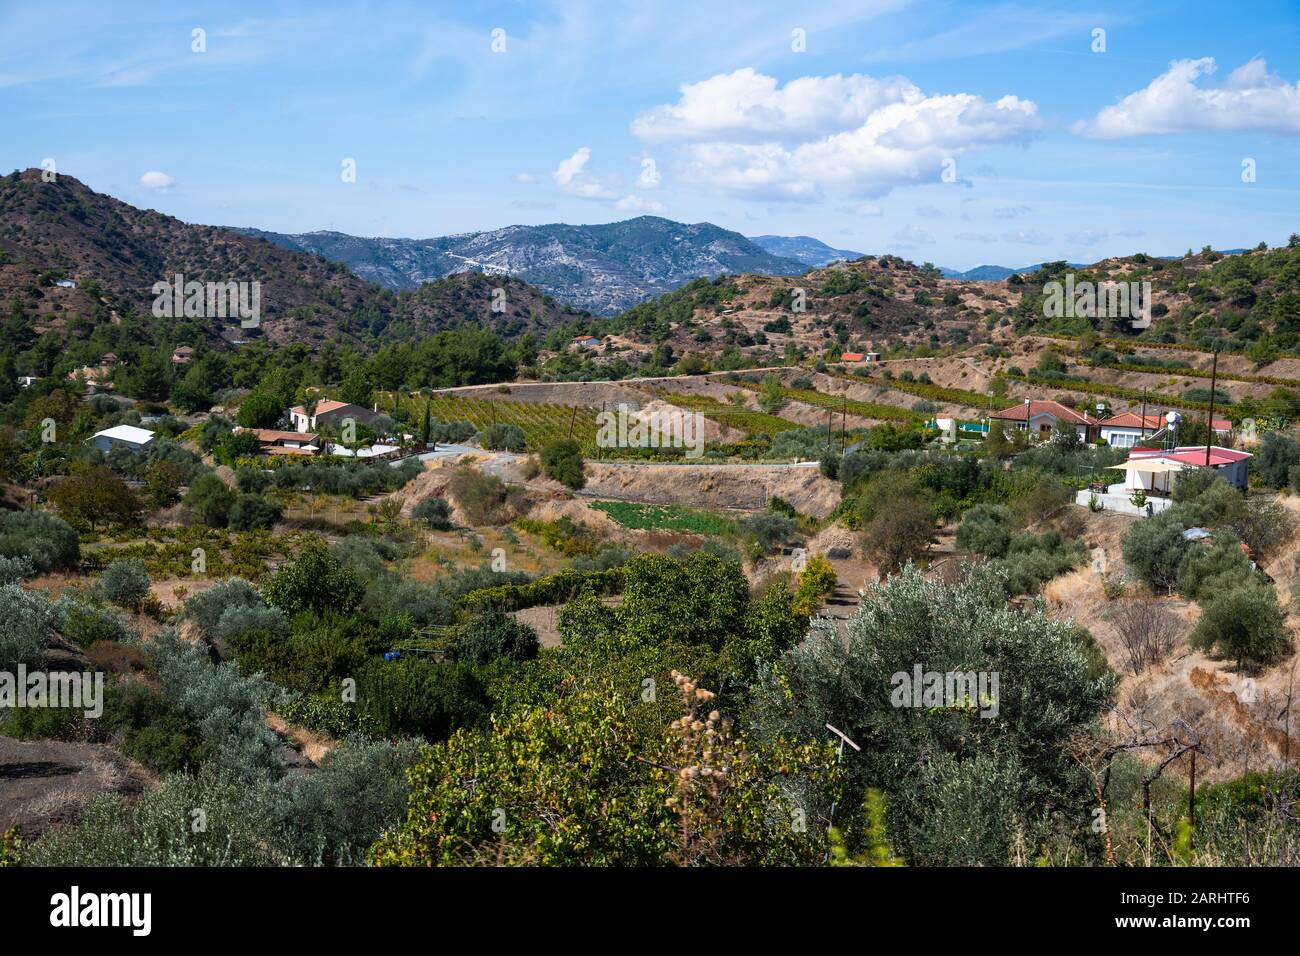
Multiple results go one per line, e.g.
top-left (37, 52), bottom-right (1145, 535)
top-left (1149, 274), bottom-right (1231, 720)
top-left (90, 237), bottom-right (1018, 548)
top-left (393, 392), bottom-right (604, 453)
top-left (733, 379), bottom-right (925, 423)
top-left (653, 391), bottom-right (801, 436)
top-left (588, 501), bottom-right (738, 535)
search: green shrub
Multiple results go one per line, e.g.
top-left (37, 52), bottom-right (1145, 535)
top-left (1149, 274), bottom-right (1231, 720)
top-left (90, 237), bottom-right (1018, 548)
top-left (228, 494), bottom-right (282, 531)
top-left (541, 439), bottom-right (586, 489)
top-left (0, 510), bottom-right (80, 572)
top-left (99, 559), bottom-right (151, 610)
top-left (411, 497), bottom-right (451, 530)
top-left (453, 609), bottom-right (540, 666)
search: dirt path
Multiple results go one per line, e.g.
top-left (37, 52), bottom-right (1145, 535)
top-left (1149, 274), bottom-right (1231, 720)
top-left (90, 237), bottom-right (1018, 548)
top-left (0, 736), bottom-right (154, 839)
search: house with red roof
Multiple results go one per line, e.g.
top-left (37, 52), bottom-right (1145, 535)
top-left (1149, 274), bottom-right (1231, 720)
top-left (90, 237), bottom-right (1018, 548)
top-left (1099, 410), bottom-right (1231, 449)
top-left (1128, 445), bottom-right (1252, 490)
top-left (289, 399), bottom-right (380, 433)
top-left (990, 399), bottom-right (1098, 443)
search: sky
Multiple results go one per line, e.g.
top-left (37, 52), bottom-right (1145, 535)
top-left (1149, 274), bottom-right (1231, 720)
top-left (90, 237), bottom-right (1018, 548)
top-left (2, 0), bottom-right (1300, 270)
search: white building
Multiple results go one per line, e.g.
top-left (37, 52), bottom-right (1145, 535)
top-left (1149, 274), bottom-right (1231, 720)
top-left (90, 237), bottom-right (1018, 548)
top-left (89, 424), bottom-right (155, 455)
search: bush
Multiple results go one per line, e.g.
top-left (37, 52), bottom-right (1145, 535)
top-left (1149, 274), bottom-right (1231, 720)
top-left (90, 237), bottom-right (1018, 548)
top-left (1121, 511), bottom-right (1190, 593)
top-left (0, 585), bottom-right (56, 670)
top-left (411, 497), bottom-right (452, 530)
top-left (478, 423), bottom-right (526, 452)
top-left (185, 474), bottom-right (237, 528)
top-left (956, 504), bottom-right (1013, 558)
top-left (792, 554), bottom-right (838, 617)
top-left (453, 609), bottom-right (540, 666)
top-left (0, 555), bottom-right (34, 585)
top-left (541, 439), bottom-right (585, 489)
top-left (56, 597), bottom-right (135, 647)
top-left (1256, 433), bottom-right (1300, 488)
top-left (263, 541), bottom-right (365, 617)
top-left (740, 513), bottom-right (796, 553)
top-left (448, 467), bottom-right (516, 525)
top-left (99, 559), bottom-right (151, 610)
top-left (1189, 580), bottom-right (1290, 667)
top-left (864, 498), bottom-right (934, 573)
top-left (228, 494), bottom-right (282, 531)
top-left (180, 578), bottom-right (264, 641)
top-left (355, 657), bottom-right (489, 740)
top-left (1176, 537), bottom-right (1255, 601)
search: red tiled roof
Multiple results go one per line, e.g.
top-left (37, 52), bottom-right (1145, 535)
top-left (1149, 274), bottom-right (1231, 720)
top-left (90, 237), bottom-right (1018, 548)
top-left (841, 352), bottom-right (865, 362)
top-left (245, 429), bottom-right (317, 443)
top-left (1101, 411), bottom-right (1231, 431)
top-left (289, 399), bottom-right (354, 417)
top-left (1099, 411), bottom-right (1164, 430)
top-left (990, 400), bottom-right (1096, 426)
top-left (1130, 445), bottom-right (1252, 467)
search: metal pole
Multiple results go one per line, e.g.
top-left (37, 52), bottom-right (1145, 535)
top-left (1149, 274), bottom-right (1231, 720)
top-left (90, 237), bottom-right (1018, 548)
top-left (1140, 387), bottom-right (1147, 441)
top-left (1204, 350), bottom-right (1218, 467)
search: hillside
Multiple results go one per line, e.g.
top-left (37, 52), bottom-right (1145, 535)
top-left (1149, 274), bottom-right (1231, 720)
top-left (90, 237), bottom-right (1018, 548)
top-left (0, 170), bottom-right (583, 350)
top-left (239, 216), bottom-right (807, 315)
top-left (747, 234), bottom-right (863, 267)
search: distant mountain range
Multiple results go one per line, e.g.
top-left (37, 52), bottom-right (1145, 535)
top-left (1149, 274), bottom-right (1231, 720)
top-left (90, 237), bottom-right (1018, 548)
top-left (938, 263), bottom-right (1085, 281)
top-left (236, 217), bottom-right (808, 315)
top-left (746, 235), bottom-right (863, 268)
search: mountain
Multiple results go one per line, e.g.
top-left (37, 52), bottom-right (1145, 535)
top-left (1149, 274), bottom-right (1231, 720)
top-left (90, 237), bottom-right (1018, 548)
top-left (0, 170), bottom-right (584, 349)
top-left (236, 217), bottom-right (807, 315)
top-left (939, 262), bottom-right (1086, 281)
top-left (747, 235), bottom-right (863, 267)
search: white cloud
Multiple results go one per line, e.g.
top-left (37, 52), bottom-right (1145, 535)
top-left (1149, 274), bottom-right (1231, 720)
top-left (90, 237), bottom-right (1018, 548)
top-left (892, 225), bottom-right (934, 244)
top-left (1001, 229), bottom-right (1050, 246)
top-left (994, 204), bottom-right (1031, 219)
top-left (1066, 230), bottom-right (1108, 247)
top-left (552, 147), bottom-right (617, 199)
top-left (138, 171), bottom-right (175, 190)
top-left (515, 172), bottom-right (538, 184)
top-left (616, 194), bottom-right (667, 214)
top-left (632, 68), bottom-right (1040, 199)
top-left (1076, 58), bottom-right (1300, 138)
top-left (838, 202), bottom-right (884, 217)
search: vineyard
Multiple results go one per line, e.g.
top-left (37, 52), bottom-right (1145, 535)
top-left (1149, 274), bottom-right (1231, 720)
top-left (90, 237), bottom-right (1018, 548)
top-left (394, 393), bottom-right (604, 453)
top-left (826, 368), bottom-right (996, 411)
top-left (733, 379), bottom-right (924, 423)
top-left (653, 391), bottom-right (800, 436)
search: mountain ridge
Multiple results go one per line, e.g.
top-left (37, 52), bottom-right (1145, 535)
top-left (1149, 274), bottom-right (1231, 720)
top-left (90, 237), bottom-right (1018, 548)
top-left (236, 216), bottom-right (808, 315)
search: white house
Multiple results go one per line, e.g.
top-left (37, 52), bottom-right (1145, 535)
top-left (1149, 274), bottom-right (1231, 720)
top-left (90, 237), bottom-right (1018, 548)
top-left (89, 424), bottom-right (155, 455)
top-left (1127, 446), bottom-right (1252, 490)
top-left (288, 399), bottom-right (380, 433)
top-left (990, 399), bottom-right (1098, 442)
top-left (1099, 411), bottom-right (1231, 449)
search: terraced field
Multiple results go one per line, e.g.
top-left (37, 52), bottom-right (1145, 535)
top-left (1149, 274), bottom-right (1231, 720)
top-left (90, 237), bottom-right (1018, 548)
top-left (394, 393), bottom-right (604, 453)
top-left (654, 391), bottom-right (800, 435)
top-left (589, 501), bottom-right (737, 534)
top-left (732, 379), bottom-right (925, 423)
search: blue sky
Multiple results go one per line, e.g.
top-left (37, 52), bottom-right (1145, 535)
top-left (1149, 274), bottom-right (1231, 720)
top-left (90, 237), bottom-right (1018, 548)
top-left (3, 0), bottom-right (1299, 269)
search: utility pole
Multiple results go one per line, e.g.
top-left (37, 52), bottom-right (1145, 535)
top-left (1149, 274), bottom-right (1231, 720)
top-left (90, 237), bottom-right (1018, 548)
top-left (1204, 350), bottom-right (1219, 468)
top-left (841, 396), bottom-right (847, 452)
top-left (1140, 387), bottom-right (1147, 442)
